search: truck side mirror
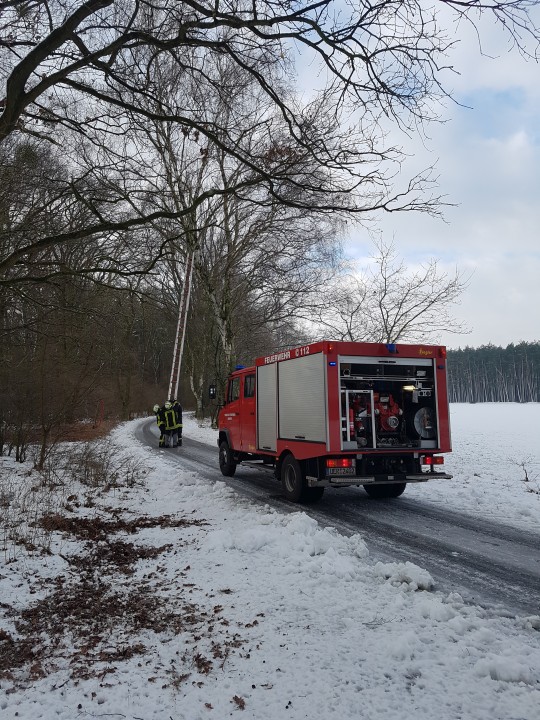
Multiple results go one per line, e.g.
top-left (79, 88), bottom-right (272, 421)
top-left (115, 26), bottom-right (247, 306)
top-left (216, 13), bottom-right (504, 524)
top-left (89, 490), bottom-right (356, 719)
top-left (209, 384), bottom-right (217, 400)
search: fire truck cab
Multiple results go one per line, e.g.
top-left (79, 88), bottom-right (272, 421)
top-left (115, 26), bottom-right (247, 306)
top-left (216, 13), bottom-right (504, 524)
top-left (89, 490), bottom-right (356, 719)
top-left (217, 341), bottom-right (452, 503)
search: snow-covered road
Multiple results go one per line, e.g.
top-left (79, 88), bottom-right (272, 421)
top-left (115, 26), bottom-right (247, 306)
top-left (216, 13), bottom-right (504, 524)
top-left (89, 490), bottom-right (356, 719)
top-left (137, 417), bottom-right (540, 616)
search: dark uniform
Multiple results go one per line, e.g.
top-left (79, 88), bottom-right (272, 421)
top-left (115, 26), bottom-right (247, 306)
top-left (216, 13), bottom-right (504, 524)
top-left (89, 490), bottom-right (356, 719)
top-left (171, 399), bottom-right (183, 446)
top-left (153, 404), bottom-right (166, 447)
top-left (162, 400), bottom-right (182, 447)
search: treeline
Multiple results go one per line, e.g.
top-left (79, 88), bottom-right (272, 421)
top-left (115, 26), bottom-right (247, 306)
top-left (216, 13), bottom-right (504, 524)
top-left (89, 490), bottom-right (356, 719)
top-left (447, 343), bottom-right (540, 403)
top-left (0, 251), bottom-right (285, 467)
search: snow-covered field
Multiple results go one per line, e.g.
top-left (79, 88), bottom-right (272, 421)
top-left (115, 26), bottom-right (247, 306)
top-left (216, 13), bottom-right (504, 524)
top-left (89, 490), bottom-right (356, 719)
top-left (410, 403), bottom-right (540, 531)
top-left (1, 404), bottom-right (539, 719)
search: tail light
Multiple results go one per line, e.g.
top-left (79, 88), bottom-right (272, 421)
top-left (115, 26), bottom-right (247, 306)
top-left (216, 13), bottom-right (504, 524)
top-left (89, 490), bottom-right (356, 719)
top-left (422, 455), bottom-right (444, 466)
top-left (327, 458), bottom-right (354, 468)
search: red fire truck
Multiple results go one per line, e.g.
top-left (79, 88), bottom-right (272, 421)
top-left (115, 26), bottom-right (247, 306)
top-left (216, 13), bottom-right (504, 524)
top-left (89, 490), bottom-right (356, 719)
top-left (217, 341), bottom-right (452, 502)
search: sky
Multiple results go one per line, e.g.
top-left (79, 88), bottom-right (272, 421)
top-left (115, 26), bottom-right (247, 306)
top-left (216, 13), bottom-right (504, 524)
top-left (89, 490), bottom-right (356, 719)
top-left (341, 9), bottom-right (540, 349)
top-left (1, 408), bottom-right (540, 719)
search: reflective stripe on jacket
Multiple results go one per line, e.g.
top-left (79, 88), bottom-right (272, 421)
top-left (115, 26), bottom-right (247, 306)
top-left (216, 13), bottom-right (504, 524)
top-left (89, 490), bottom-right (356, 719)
top-left (155, 409), bottom-right (165, 428)
top-left (163, 408), bottom-right (180, 430)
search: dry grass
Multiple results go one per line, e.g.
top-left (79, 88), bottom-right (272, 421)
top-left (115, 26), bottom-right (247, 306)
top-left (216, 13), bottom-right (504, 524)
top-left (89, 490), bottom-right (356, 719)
top-left (1, 435), bottom-right (146, 559)
top-left (48, 419), bottom-right (121, 443)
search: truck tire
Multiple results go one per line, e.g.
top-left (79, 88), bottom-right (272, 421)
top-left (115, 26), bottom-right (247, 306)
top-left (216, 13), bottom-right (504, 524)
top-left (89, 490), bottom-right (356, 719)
top-left (219, 440), bottom-right (237, 477)
top-left (363, 482), bottom-right (406, 499)
top-left (281, 454), bottom-right (308, 503)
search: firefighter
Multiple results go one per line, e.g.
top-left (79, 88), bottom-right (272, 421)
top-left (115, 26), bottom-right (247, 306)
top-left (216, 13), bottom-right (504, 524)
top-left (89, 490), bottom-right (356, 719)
top-left (162, 400), bottom-right (182, 448)
top-left (153, 404), bottom-right (165, 447)
top-left (171, 398), bottom-right (183, 447)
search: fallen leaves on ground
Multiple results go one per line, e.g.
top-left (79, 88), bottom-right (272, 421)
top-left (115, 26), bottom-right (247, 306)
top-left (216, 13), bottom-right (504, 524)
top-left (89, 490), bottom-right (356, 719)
top-left (1, 506), bottom-right (246, 692)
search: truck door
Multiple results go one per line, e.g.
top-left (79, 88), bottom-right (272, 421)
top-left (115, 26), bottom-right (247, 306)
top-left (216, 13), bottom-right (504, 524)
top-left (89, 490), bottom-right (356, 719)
top-left (241, 373), bottom-right (256, 452)
top-left (223, 376), bottom-right (241, 450)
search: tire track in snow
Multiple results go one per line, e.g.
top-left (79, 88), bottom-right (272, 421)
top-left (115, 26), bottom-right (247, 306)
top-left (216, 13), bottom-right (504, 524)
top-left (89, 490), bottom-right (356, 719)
top-left (135, 419), bottom-right (540, 616)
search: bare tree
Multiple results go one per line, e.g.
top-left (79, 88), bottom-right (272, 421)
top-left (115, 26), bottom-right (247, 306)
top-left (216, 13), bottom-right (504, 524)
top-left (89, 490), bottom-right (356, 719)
top-left (2, 0), bottom-right (538, 285)
top-left (106, 48), bottom-right (342, 386)
top-left (313, 239), bottom-right (470, 343)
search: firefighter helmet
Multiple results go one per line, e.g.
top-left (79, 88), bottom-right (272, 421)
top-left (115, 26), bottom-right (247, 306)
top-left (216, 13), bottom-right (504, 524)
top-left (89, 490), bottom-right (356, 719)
top-left (164, 401), bottom-right (172, 409)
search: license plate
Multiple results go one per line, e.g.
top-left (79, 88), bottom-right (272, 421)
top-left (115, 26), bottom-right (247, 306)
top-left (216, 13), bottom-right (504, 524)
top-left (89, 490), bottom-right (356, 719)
top-left (327, 467), bottom-right (356, 476)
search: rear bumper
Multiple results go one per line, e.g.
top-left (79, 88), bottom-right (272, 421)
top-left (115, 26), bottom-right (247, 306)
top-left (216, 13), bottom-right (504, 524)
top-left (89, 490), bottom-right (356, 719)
top-left (307, 471), bottom-right (453, 488)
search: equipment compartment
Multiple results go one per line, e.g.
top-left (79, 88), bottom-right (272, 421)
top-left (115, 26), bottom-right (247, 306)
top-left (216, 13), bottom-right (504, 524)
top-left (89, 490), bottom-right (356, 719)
top-left (339, 356), bottom-right (438, 450)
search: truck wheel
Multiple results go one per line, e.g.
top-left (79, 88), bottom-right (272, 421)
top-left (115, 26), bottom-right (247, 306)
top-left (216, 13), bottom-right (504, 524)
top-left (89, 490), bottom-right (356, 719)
top-left (219, 440), bottom-right (237, 477)
top-left (281, 454), bottom-right (307, 503)
top-left (363, 482), bottom-right (406, 499)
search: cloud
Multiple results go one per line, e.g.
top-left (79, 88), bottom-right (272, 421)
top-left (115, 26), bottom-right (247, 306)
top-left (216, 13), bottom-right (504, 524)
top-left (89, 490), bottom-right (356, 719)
top-left (344, 12), bottom-right (540, 348)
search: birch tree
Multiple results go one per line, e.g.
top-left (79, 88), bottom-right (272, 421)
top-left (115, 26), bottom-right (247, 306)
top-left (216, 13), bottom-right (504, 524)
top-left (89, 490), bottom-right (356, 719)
top-left (110, 47), bottom-right (342, 392)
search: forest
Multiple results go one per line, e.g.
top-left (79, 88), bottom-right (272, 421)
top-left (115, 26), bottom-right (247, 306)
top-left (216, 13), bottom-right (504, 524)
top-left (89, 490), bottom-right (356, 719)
top-left (447, 343), bottom-right (540, 404)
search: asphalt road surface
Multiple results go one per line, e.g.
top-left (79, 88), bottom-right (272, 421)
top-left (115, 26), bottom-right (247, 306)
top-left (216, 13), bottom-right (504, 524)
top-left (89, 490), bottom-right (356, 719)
top-left (135, 419), bottom-right (540, 617)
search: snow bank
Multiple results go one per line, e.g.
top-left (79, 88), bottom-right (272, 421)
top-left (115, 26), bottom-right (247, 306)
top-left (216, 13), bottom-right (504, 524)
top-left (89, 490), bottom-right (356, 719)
top-left (1, 406), bottom-right (539, 720)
